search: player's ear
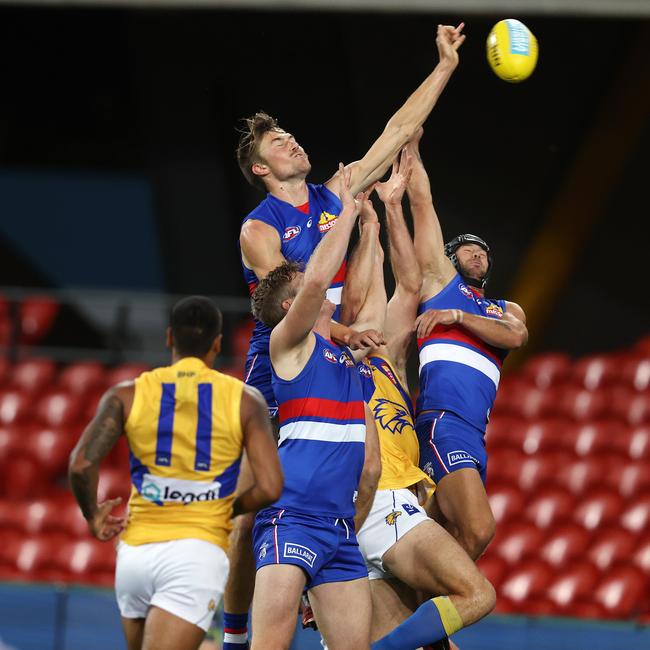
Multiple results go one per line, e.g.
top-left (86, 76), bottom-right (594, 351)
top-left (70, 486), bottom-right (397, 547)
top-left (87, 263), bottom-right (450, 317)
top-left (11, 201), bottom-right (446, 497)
top-left (165, 327), bottom-right (173, 349)
top-left (281, 297), bottom-right (293, 313)
top-left (252, 162), bottom-right (269, 178)
top-left (212, 334), bottom-right (222, 356)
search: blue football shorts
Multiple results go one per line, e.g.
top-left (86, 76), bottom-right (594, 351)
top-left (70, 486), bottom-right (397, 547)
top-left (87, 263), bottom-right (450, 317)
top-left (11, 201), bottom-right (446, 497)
top-left (416, 409), bottom-right (488, 485)
top-left (244, 351), bottom-right (278, 419)
top-left (253, 508), bottom-right (367, 589)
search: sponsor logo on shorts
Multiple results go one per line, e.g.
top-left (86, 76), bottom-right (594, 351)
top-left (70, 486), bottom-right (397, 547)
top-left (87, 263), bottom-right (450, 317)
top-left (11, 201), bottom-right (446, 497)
top-left (339, 351), bottom-right (355, 368)
top-left (385, 510), bottom-right (402, 526)
top-left (323, 348), bottom-right (338, 364)
top-left (139, 473), bottom-right (222, 505)
top-left (447, 450), bottom-right (479, 467)
top-left (284, 543), bottom-right (317, 568)
top-left (402, 503), bottom-right (420, 516)
top-left (283, 225), bottom-right (301, 241)
top-left (318, 211), bottom-right (338, 233)
top-left (458, 283), bottom-right (475, 300)
top-left (259, 542), bottom-right (268, 560)
top-left (485, 304), bottom-right (504, 319)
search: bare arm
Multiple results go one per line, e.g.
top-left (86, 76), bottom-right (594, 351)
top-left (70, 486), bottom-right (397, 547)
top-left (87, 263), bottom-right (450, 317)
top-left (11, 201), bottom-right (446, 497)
top-left (325, 24), bottom-right (465, 197)
top-left (232, 385), bottom-right (284, 517)
top-left (415, 303), bottom-right (528, 351)
top-left (406, 132), bottom-right (456, 300)
top-left (240, 219), bottom-right (286, 280)
top-left (354, 405), bottom-right (381, 532)
top-left (68, 385), bottom-right (132, 540)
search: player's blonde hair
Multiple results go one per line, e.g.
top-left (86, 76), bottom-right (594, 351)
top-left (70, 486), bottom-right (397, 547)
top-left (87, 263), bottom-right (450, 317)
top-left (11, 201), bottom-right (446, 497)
top-left (236, 111), bottom-right (282, 191)
top-left (251, 262), bottom-right (302, 328)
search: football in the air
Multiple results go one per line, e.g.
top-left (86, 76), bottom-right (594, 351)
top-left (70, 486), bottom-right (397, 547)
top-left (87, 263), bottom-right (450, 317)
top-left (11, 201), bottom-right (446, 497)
top-left (486, 19), bottom-right (538, 83)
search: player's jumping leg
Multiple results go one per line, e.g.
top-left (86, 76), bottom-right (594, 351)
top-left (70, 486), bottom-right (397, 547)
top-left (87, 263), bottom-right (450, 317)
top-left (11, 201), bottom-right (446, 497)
top-left (139, 607), bottom-right (207, 650)
top-left (308, 578), bottom-right (372, 650)
top-left (371, 520), bottom-right (495, 649)
top-left (368, 579), bottom-right (418, 642)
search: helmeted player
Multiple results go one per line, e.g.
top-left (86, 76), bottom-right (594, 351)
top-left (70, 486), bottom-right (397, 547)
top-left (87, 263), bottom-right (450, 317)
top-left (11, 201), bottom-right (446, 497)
top-left (68, 296), bottom-right (283, 650)
top-left (407, 132), bottom-right (528, 560)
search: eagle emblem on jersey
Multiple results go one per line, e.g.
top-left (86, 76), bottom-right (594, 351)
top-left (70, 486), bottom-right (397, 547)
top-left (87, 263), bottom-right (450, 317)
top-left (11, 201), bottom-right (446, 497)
top-left (385, 510), bottom-right (402, 526)
top-left (318, 211), bottom-right (338, 233)
top-left (373, 398), bottom-right (411, 435)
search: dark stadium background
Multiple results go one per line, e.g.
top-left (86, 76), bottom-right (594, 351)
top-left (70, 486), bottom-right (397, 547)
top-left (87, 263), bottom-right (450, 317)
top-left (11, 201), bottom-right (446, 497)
top-left (0, 3), bottom-right (649, 650)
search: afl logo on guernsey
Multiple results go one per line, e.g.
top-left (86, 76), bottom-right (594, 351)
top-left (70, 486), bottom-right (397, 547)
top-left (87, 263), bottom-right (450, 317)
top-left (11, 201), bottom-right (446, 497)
top-left (323, 348), bottom-right (338, 364)
top-left (318, 211), bottom-right (338, 233)
top-left (458, 283), bottom-right (474, 300)
top-left (283, 225), bottom-right (301, 241)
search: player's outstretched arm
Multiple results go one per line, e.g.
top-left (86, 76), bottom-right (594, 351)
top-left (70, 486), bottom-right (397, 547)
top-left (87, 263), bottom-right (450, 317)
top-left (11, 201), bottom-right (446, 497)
top-left (233, 385), bottom-right (283, 517)
top-left (415, 302), bottom-right (528, 350)
top-left (240, 219), bottom-right (287, 281)
top-left (406, 130), bottom-right (456, 299)
top-left (354, 406), bottom-right (381, 532)
top-left (325, 23), bottom-right (465, 197)
top-left (271, 165), bottom-right (362, 355)
top-left (68, 384), bottom-right (132, 541)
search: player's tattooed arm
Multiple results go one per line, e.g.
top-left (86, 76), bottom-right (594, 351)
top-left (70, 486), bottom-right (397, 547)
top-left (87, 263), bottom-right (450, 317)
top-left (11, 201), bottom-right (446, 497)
top-left (69, 385), bottom-right (131, 540)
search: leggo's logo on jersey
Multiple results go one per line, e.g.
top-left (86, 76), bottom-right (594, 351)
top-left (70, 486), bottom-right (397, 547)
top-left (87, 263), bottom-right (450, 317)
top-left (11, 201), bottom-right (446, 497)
top-left (323, 348), bottom-right (338, 364)
top-left (283, 225), bottom-right (301, 241)
top-left (139, 474), bottom-right (221, 506)
top-left (458, 283), bottom-right (475, 300)
top-left (318, 211), bottom-right (338, 233)
top-left (339, 351), bottom-right (355, 368)
top-left (485, 304), bottom-right (504, 319)
top-left (284, 543), bottom-right (317, 568)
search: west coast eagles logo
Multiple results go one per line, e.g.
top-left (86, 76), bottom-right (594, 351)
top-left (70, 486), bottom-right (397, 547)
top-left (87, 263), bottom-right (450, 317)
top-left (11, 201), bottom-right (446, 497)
top-left (385, 510), bottom-right (402, 526)
top-left (373, 398), bottom-right (411, 435)
top-left (318, 211), bottom-right (338, 233)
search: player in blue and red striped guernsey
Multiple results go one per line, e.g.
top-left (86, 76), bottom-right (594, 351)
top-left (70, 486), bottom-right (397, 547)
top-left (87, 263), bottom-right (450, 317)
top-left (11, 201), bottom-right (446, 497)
top-left (249, 166), bottom-right (380, 649)
top-left (407, 131), bottom-right (528, 561)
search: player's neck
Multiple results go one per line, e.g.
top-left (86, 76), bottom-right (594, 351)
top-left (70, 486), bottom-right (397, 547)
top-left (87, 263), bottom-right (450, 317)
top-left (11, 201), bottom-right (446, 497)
top-left (266, 176), bottom-right (309, 207)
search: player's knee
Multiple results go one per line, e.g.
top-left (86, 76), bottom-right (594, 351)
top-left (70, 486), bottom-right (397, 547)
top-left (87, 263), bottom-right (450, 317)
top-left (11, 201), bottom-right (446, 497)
top-left (460, 572), bottom-right (496, 627)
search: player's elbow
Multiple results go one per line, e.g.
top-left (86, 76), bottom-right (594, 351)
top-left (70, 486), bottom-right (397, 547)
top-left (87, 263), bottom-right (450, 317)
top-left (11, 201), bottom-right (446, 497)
top-left (509, 324), bottom-right (528, 350)
top-left (362, 452), bottom-right (382, 492)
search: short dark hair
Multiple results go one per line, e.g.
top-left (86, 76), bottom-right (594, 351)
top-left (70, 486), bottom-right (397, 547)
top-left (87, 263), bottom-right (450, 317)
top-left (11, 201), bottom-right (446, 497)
top-left (251, 262), bottom-right (302, 328)
top-left (236, 111), bottom-right (282, 191)
top-left (170, 296), bottom-right (222, 357)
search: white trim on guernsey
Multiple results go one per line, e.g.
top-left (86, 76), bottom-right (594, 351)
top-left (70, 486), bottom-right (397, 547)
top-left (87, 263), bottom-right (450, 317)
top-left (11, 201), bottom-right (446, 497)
top-left (419, 343), bottom-right (501, 388)
top-left (326, 285), bottom-right (343, 305)
top-left (279, 421), bottom-right (366, 446)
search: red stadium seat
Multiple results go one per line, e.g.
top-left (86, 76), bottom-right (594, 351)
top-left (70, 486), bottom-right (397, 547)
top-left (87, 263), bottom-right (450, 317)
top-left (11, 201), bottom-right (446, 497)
top-left (624, 425), bottom-right (650, 461)
top-left (500, 560), bottom-right (553, 603)
top-left (620, 357), bottom-right (650, 392)
top-left (58, 361), bottom-right (106, 396)
top-left (4, 534), bottom-right (69, 582)
top-left (0, 356), bottom-right (11, 387)
top-left (514, 452), bottom-right (560, 492)
top-left (525, 487), bottom-right (575, 529)
top-left (563, 601), bottom-right (608, 619)
top-left (106, 363), bottom-right (149, 386)
top-left (556, 457), bottom-right (608, 496)
top-left (571, 421), bottom-right (621, 457)
top-left (559, 387), bottom-right (608, 421)
top-left (0, 389), bottom-right (33, 425)
top-left (519, 419), bottom-right (571, 455)
top-left (605, 461), bottom-right (650, 499)
top-left (218, 365), bottom-right (245, 381)
top-left (0, 426), bottom-right (23, 470)
top-left (492, 376), bottom-right (531, 416)
top-left (477, 554), bottom-right (508, 589)
top-left (609, 388), bottom-right (650, 425)
top-left (522, 353), bottom-right (572, 390)
top-left (636, 335), bottom-right (650, 356)
top-left (493, 523), bottom-right (544, 565)
top-left (58, 539), bottom-right (116, 582)
top-left (546, 561), bottom-right (600, 609)
top-left (620, 493), bottom-right (650, 533)
top-left (97, 467), bottom-right (131, 504)
top-left (28, 428), bottom-right (76, 478)
top-left (593, 567), bottom-right (648, 619)
top-left (572, 355), bottom-right (621, 390)
top-left (540, 524), bottom-right (592, 568)
top-left (488, 447), bottom-right (527, 487)
top-left (588, 528), bottom-right (637, 571)
top-left (83, 388), bottom-right (105, 423)
top-left (573, 490), bottom-right (623, 531)
top-left (35, 391), bottom-right (83, 428)
top-left (20, 297), bottom-right (60, 345)
top-left (510, 386), bottom-right (557, 420)
top-left (62, 499), bottom-right (91, 539)
top-left (232, 317), bottom-right (255, 361)
top-left (106, 436), bottom-right (130, 470)
top-left (485, 415), bottom-right (524, 450)
top-left (487, 484), bottom-right (525, 525)
top-left (633, 535), bottom-right (650, 574)
top-left (1, 455), bottom-right (47, 499)
top-left (10, 358), bottom-right (57, 396)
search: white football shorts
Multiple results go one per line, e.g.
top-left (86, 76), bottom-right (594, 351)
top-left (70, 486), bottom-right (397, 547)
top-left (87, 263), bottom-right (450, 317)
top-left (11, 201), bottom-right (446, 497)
top-left (357, 488), bottom-right (429, 580)
top-left (115, 538), bottom-right (229, 631)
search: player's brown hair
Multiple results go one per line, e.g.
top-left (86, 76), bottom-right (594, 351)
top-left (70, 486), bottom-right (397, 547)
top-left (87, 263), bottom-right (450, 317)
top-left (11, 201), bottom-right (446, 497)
top-left (236, 111), bottom-right (282, 191)
top-left (251, 261), bottom-right (302, 328)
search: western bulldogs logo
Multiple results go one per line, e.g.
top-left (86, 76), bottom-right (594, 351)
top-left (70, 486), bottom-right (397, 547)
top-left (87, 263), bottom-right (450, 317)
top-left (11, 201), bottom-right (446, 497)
top-left (323, 348), bottom-right (338, 364)
top-left (385, 510), bottom-right (402, 526)
top-left (283, 225), bottom-right (301, 241)
top-left (339, 351), bottom-right (355, 368)
top-left (485, 304), bottom-right (504, 319)
top-left (373, 398), bottom-right (411, 435)
top-left (318, 211), bottom-right (338, 233)
top-left (458, 283), bottom-right (474, 300)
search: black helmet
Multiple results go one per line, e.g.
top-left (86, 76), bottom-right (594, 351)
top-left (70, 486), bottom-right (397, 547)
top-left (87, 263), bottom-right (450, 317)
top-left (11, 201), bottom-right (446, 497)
top-left (444, 234), bottom-right (493, 289)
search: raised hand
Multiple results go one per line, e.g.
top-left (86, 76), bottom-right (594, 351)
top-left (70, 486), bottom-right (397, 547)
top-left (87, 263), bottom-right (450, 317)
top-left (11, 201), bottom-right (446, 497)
top-left (339, 162), bottom-right (364, 218)
top-left (347, 328), bottom-right (386, 351)
top-left (88, 497), bottom-right (126, 541)
top-left (375, 148), bottom-right (413, 206)
top-left (415, 308), bottom-right (464, 339)
top-left (436, 23), bottom-right (466, 68)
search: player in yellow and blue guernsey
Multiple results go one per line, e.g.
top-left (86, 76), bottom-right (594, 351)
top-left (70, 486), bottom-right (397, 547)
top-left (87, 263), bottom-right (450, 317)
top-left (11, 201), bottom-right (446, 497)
top-left (341, 148), bottom-right (495, 649)
top-left (68, 297), bottom-right (283, 650)
top-left (407, 130), bottom-right (528, 562)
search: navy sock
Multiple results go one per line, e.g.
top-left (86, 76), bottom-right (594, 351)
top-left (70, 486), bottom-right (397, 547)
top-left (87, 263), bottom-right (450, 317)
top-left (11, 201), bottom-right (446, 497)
top-left (223, 612), bottom-right (249, 650)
